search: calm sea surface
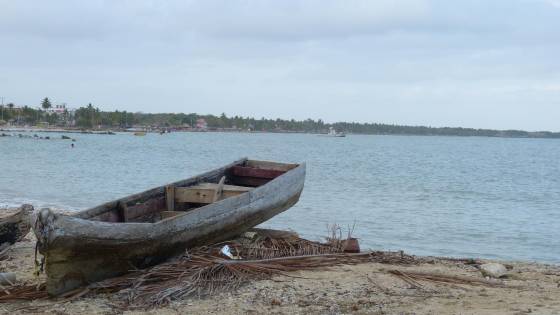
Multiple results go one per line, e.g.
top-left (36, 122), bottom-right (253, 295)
top-left (1, 132), bottom-right (559, 263)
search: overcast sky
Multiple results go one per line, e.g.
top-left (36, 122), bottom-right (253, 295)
top-left (1, 0), bottom-right (559, 130)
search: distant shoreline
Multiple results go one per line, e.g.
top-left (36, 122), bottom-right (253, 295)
top-left (2, 105), bottom-right (559, 139)
top-left (2, 126), bottom-right (559, 139)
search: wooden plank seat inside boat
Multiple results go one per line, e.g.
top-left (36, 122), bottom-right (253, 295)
top-left (174, 183), bottom-right (253, 204)
top-left (116, 181), bottom-right (254, 222)
top-left (160, 181), bottom-right (253, 219)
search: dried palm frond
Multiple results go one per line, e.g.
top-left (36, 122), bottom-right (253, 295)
top-left (237, 235), bottom-right (344, 260)
top-left (0, 229), bottom-right (420, 309)
top-left (0, 283), bottom-right (47, 301)
top-left (388, 270), bottom-right (505, 288)
top-left (90, 250), bottom-right (419, 309)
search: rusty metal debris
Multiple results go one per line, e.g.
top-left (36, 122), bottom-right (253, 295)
top-left (342, 238), bottom-right (360, 253)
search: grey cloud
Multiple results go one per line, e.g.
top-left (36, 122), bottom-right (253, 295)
top-left (0, 0), bottom-right (559, 130)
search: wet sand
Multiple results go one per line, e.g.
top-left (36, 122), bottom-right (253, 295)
top-left (1, 234), bottom-right (559, 315)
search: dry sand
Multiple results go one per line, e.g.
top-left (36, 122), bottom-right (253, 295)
top-left (1, 235), bottom-right (559, 315)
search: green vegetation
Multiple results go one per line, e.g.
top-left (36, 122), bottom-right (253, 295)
top-left (1, 105), bottom-right (59, 126)
top-left (41, 97), bottom-right (52, 110)
top-left (0, 99), bottom-right (559, 139)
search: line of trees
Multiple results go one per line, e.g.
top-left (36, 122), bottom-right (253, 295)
top-left (73, 104), bottom-right (136, 129)
top-left (1, 98), bottom-right (559, 138)
top-left (112, 112), bottom-right (560, 138)
top-left (78, 109), bottom-right (560, 138)
top-left (0, 104), bottom-right (57, 125)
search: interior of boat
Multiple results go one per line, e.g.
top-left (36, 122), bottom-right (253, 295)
top-left (77, 160), bottom-right (298, 223)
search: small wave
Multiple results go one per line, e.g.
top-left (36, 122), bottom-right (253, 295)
top-left (0, 197), bottom-right (75, 212)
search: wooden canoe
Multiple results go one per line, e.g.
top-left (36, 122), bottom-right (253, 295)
top-left (33, 158), bottom-right (305, 296)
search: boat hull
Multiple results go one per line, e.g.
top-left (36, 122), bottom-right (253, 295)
top-left (34, 159), bottom-right (305, 295)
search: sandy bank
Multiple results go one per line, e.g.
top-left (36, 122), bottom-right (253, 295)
top-left (1, 233), bottom-right (559, 315)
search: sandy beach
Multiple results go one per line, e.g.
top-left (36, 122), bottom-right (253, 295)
top-left (1, 232), bottom-right (559, 315)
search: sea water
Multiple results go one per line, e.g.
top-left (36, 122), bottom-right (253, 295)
top-left (1, 132), bottom-right (559, 263)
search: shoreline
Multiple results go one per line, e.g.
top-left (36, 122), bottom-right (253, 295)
top-left (2, 126), bottom-right (560, 139)
top-left (0, 232), bottom-right (559, 314)
top-left (0, 206), bottom-right (558, 267)
top-left (0, 126), bottom-right (309, 135)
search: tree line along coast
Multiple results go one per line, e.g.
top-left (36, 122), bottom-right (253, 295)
top-left (1, 97), bottom-right (559, 138)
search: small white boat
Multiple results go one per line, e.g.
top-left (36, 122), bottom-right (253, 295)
top-left (327, 127), bottom-right (346, 137)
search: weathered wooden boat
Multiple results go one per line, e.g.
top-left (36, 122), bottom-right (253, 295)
top-left (33, 158), bottom-right (305, 295)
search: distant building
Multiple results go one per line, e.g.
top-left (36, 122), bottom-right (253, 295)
top-left (43, 104), bottom-right (76, 126)
top-left (196, 118), bottom-right (208, 130)
top-left (47, 104), bottom-right (64, 114)
top-left (5, 105), bottom-right (23, 110)
top-left (47, 104), bottom-right (74, 115)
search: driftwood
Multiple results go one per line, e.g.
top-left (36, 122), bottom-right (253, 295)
top-left (0, 205), bottom-right (33, 259)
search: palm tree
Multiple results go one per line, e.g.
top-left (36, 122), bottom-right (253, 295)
top-left (41, 97), bottom-right (52, 110)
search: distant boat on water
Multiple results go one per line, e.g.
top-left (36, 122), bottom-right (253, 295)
top-left (326, 127), bottom-right (346, 137)
top-left (133, 131), bottom-right (146, 136)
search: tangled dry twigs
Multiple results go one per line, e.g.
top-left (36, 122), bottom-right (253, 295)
top-left (87, 233), bottom-right (418, 309)
top-left (0, 231), bottom-right (419, 309)
top-left (388, 270), bottom-right (505, 288)
top-left (0, 283), bottom-right (47, 301)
